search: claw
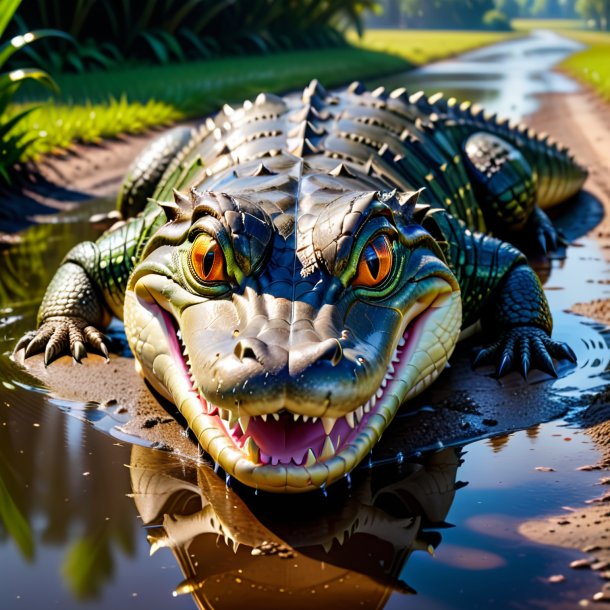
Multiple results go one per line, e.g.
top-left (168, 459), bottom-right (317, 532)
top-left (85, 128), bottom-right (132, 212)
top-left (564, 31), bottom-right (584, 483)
top-left (537, 233), bottom-right (547, 255)
top-left (554, 342), bottom-right (577, 364)
top-left (497, 352), bottom-right (513, 377)
top-left (15, 331), bottom-right (36, 353)
top-left (520, 352), bottom-right (530, 380)
top-left (72, 340), bottom-right (86, 363)
top-left (533, 348), bottom-right (557, 378)
top-left (25, 329), bottom-right (52, 358)
top-left (44, 343), bottom-right (57, 366)
top-left (473, 348), bottom-right (490, 368)
top-left (100, 342), bottom-right (109, 361)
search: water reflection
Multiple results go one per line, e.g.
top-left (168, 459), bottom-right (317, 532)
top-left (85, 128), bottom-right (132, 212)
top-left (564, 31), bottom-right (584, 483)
top-left (0, 383), bottom-right (137, 601)
top-left (130, 446), bottom-right (462, 609)
top-left (369, 30), bottom-right (584, 121)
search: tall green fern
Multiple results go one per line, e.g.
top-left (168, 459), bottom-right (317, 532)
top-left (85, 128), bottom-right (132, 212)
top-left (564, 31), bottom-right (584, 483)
top-left (0, 0), bottom-right (70, 184)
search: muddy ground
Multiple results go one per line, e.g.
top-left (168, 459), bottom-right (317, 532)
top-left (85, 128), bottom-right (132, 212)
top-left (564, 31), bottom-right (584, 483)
top-left (517, 88), bottom-right (610, 607)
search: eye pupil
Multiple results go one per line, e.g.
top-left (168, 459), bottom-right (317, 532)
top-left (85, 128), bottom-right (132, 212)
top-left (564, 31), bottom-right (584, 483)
top-left (203, 250), bottom-right (215, 277)
top-left (352, 235), bottom-right (393, 289)
top-left (365, 247), bottom-right (381, 279)
top-left (190, 234), bottom-right (227, 283)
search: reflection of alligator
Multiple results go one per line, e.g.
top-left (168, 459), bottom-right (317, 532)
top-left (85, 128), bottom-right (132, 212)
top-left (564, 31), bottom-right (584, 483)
top-left (129, 445), bottom-right (462, 609)
top-left (18, 80), bottom-right (584, 491)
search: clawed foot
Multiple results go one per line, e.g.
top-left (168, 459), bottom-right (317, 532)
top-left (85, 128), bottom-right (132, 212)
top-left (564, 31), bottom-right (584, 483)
top-left (15, 316), bottom-right (109, 365)
top-left (526, 208), bottom-right (566, 255)
top-left (473, 326), bottom-right (576, 379)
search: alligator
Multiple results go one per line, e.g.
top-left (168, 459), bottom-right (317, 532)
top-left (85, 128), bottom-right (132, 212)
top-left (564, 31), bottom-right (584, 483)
top-left (16, 80), bottom-right (586, 492)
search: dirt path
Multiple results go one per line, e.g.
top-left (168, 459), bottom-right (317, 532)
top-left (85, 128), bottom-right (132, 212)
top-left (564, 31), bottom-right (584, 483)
top-left (0, 127), bottom-right (190, 236)
top-left (519, 88), bottom-right (610, 608)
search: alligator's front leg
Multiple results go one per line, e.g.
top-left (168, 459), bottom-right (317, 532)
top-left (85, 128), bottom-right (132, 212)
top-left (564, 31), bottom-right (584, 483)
top-left (17, 206), bottom-right (162, 365)
top-left (473, 264), bottom-right (576, 377)
top-left (423, 209), bottom-right (575, 378)
top-left (15, 243), bottom-right (112, 364)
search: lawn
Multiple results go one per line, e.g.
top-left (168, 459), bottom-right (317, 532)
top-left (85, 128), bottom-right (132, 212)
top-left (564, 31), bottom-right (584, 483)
top-left (349, 29), bottom-right (519, 66)
top-left (8, 29), bottom-right (522, 163)
top-left (9, 47), bottom-right (409, 161)
top-left (558, 30), bottom-right (610, 101)
top-left (512, 18), bottom-right (586, 31)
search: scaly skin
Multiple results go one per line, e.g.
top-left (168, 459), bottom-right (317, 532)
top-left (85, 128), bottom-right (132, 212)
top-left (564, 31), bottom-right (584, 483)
top-left (17, 81), bottom-right (583, 492)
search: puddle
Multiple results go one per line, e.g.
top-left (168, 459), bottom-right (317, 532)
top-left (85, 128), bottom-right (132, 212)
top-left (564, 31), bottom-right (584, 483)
top-left (0, 30), bottom-right (608, 610)
top-left (367, 30), bottom-right (585, 121)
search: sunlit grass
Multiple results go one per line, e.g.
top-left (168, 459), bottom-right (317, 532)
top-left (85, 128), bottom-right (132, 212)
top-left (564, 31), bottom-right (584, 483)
top-left (7, 47), bottom-right (409, 161)
top-left (512, 18), bottom-right (586, 32)
top-left (348, 29), bottom-right (520, 66)
top-left (559, 31), bottom-right (610, 101)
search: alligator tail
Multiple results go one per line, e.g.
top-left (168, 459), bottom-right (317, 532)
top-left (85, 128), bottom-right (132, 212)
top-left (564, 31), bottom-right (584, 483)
top-left (395, 90), bottom-right (588, 210)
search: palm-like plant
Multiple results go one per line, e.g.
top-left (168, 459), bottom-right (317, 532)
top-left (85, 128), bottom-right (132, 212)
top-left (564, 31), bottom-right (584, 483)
top-left (0, 0), bottom-right (70, 184)
top-left (12, 0), bottom-right (379, 71)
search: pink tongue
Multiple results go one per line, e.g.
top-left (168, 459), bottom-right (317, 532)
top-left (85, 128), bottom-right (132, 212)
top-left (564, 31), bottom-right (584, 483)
top-left (245, 414), bottom-right (352, 466)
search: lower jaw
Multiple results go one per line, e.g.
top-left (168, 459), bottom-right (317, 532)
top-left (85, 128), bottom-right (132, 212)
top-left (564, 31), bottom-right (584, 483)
top-left (130, 289), bottom-right (461, 493)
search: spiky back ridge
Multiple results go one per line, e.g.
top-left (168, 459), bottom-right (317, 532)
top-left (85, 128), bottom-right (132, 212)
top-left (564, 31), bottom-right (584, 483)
top-left (153, 79), bottom-right (587, 229)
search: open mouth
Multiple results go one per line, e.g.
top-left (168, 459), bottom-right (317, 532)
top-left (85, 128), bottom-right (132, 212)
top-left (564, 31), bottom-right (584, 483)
top-left (127, 275), bottom-right (461, 492)
top-left (147, 284), bottom-right (457, 492)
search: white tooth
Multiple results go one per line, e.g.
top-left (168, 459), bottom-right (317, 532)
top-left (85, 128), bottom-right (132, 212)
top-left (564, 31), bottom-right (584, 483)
top-left (322, 540), bottom-right (333, 553)
top-left (398, 337), bottom-right (406, 347)
top-left (244, 437), bottom-right (260, 463)
top-left (312, 417), bottom-right (318, 423)
top-left (261, 414), bottom-right (268, 422)
top-left (388, 363), bottom-right (395, 374)
top-left (364, 403), bottom-right (371, 413)
top-left (355, 406), bottom-right (364, 422)
top-left (293, 413), bottom-right (300, 422)
top-left (336, 530), bottom-right (345, 546)
top-left (229, 412), bottom-right (239, 428)
top-left (371, 395), bottom-right (377, 407)
top-left (305, 448), bottom-right (316, 467)
top-left (345, 412), bottom-right (355, 429)
top-left (381, 378), bottom-right (387, 388)
top-left (322, 417), bottom-right (336, 435)
top-left (272, 413), bottom-right (280, 421)
top-left (238, 415), bottom-right (250, 434)
top-left (320, 436), bottom-right (335, 460)
top-left (303, 415), bottom-right (309, 423)
top-left (376, 388), bottom-right (383, 398)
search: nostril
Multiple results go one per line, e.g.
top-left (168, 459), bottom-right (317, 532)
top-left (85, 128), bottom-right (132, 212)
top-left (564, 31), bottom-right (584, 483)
top-left (234, 341), bottom-right (258, 362)
top-left (319, 338), bottom-right (343, 367)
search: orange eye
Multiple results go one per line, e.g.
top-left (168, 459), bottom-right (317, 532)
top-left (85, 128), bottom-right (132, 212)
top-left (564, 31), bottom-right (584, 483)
top-left (190, 234), bottom-right (227, 282)
top-left (353, 235), bottom-right (393, 288)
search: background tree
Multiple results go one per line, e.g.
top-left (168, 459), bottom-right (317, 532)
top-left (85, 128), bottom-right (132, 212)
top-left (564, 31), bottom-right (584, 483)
top-left (576, 0), bottom-right (610, 29)
top-left (495, 0), bottom-right (521, 17)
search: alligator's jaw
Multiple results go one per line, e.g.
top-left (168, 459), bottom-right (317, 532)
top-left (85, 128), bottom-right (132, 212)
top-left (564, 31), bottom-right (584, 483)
top-left (125, 285), bottom-right (461, 493)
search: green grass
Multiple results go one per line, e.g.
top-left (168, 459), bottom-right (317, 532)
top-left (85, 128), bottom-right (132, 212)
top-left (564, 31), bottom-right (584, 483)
top-left (7, 29), bottom-right (523, 163)
top-left (512, 18), bottom-right (587, 32)
top-left (559, 30), bottom-right (610, 101)
top-left (7, 47), bottom-right (409, 161)
top-left (348, 29), bottom-right (520, 66)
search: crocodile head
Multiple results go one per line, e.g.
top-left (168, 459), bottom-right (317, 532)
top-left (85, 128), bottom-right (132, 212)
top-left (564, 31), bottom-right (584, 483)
top-left (124, 166), bottom-right (461, 492)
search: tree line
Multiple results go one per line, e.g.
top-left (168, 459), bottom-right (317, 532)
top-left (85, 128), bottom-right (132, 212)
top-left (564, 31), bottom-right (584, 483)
top-left (368, 0), bottom-right (610, 30)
